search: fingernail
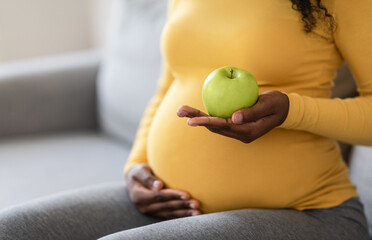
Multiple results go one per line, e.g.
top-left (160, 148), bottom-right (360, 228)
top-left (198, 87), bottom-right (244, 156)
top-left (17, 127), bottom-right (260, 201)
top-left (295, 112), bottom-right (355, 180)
top-left (187, 118), bottom-right (198, 127)
top-left (153, 180), bottom-right (162, 189)
top-left (189, 203), bottom-right (196, 209)
top-left (234, 113), bottom-right (243, 124)
top-left (180, 195), bottom-right (188, 200)
top-left (178, 111), bottom-right (187, 117)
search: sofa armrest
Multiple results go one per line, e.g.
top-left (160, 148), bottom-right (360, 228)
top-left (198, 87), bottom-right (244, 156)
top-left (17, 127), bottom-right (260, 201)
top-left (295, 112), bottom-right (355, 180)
top-left (0, 50), bottom-right (101, 138)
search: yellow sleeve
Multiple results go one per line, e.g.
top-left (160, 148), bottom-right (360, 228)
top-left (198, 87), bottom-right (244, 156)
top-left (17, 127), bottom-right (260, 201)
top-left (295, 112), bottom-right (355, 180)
top-left (280, 0), bottom-right (372, 146)
top-left (124, 62), bottom-right (175, 174)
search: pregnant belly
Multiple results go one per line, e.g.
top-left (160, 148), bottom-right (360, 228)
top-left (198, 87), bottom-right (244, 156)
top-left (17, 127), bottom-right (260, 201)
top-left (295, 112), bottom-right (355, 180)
top-left (147, 81), bottom-right (348, 213)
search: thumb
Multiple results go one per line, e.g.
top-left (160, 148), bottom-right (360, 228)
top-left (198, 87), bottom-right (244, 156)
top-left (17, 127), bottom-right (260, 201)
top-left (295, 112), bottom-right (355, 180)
top-left (232, 93), bottom-right (273, 124)
top-left (134, 164), bottom-right (164, 191)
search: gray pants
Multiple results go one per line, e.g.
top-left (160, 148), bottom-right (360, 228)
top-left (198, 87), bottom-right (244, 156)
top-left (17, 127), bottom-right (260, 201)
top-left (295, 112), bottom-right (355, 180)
top-left (0, 182), bottom-right (369, 240)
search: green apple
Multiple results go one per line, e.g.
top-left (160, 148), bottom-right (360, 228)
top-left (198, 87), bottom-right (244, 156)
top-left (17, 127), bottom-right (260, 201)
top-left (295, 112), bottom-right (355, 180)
top-left (202, 66), bottom-right (259, 118)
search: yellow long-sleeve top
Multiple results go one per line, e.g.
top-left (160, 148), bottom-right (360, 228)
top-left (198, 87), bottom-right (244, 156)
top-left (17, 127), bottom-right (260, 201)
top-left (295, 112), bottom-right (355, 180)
top-left (125, 0), bottom-right (372, 213)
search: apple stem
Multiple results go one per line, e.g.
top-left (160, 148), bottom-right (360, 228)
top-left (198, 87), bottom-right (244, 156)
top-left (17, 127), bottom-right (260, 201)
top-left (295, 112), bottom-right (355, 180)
top-left (230, 69), bottom-right (234, 79)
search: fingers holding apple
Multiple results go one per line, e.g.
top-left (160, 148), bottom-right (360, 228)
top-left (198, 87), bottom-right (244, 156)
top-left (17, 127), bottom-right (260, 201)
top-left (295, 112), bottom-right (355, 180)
top-left (177, 66), bottom-right (289, 143)
top-left (176, 105), bottom-right (209, 118)
top-left (231, 91), bottom-right (289, 125)
top-left (178, 91), bottom-right (289, 143)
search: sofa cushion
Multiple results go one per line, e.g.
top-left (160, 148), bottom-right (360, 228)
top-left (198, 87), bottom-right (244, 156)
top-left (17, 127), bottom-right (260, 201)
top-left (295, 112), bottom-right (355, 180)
top-left (97, 0), bottom-right (168, 143)
top-left (0, 132), bottom-right (131, 209)
top-left (349, 145), bottom-right (372, 236)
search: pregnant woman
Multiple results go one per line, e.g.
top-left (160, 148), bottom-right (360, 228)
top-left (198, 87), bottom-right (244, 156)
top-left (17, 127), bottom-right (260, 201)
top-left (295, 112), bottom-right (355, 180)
top-left (1, 0), bottom-right (371, 239)
top-left (115, 0), bottom-right (372, 238)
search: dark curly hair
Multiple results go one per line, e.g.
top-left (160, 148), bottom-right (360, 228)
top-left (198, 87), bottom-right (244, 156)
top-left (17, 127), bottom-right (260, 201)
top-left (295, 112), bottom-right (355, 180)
top-left (290, 0), bottom-right (336, 33)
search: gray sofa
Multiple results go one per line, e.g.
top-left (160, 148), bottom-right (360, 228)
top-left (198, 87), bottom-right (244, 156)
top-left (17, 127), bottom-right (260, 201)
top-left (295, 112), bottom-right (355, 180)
top-left (0, 0), bottom-right (167, 209)
top-left (0, 0), bottom-right (371, 237)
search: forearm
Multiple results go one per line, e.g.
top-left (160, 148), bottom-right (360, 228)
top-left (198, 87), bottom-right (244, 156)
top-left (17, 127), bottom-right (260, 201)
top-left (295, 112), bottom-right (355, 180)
top-left (280, 93), bottom-right (372, 145)
top-left (124, 63), bottom-right (175, 174)
top-left (123, 95), bottom-right (163, 174)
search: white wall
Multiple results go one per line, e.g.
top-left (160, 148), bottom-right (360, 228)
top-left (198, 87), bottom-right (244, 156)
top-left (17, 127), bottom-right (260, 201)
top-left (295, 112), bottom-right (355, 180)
top-left (0, 0), bottom-right (114, 62)
top-left (91, 0), bottom-right (115, 48)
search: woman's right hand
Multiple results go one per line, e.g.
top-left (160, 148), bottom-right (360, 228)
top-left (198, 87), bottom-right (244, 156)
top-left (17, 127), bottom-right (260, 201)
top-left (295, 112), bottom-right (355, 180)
top-left (125, 164), bottom-right (201, 219)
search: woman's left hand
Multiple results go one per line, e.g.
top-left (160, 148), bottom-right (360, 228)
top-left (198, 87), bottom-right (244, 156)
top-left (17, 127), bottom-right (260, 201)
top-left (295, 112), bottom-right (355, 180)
top-left (177, 90), bottom-right (289, 143)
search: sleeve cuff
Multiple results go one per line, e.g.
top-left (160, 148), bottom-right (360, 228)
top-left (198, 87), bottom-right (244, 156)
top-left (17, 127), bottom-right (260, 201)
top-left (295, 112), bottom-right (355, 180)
top-left (279, 93), bottom-right (305, 129)
top-left (123, 156), bottom-right (148, 176)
